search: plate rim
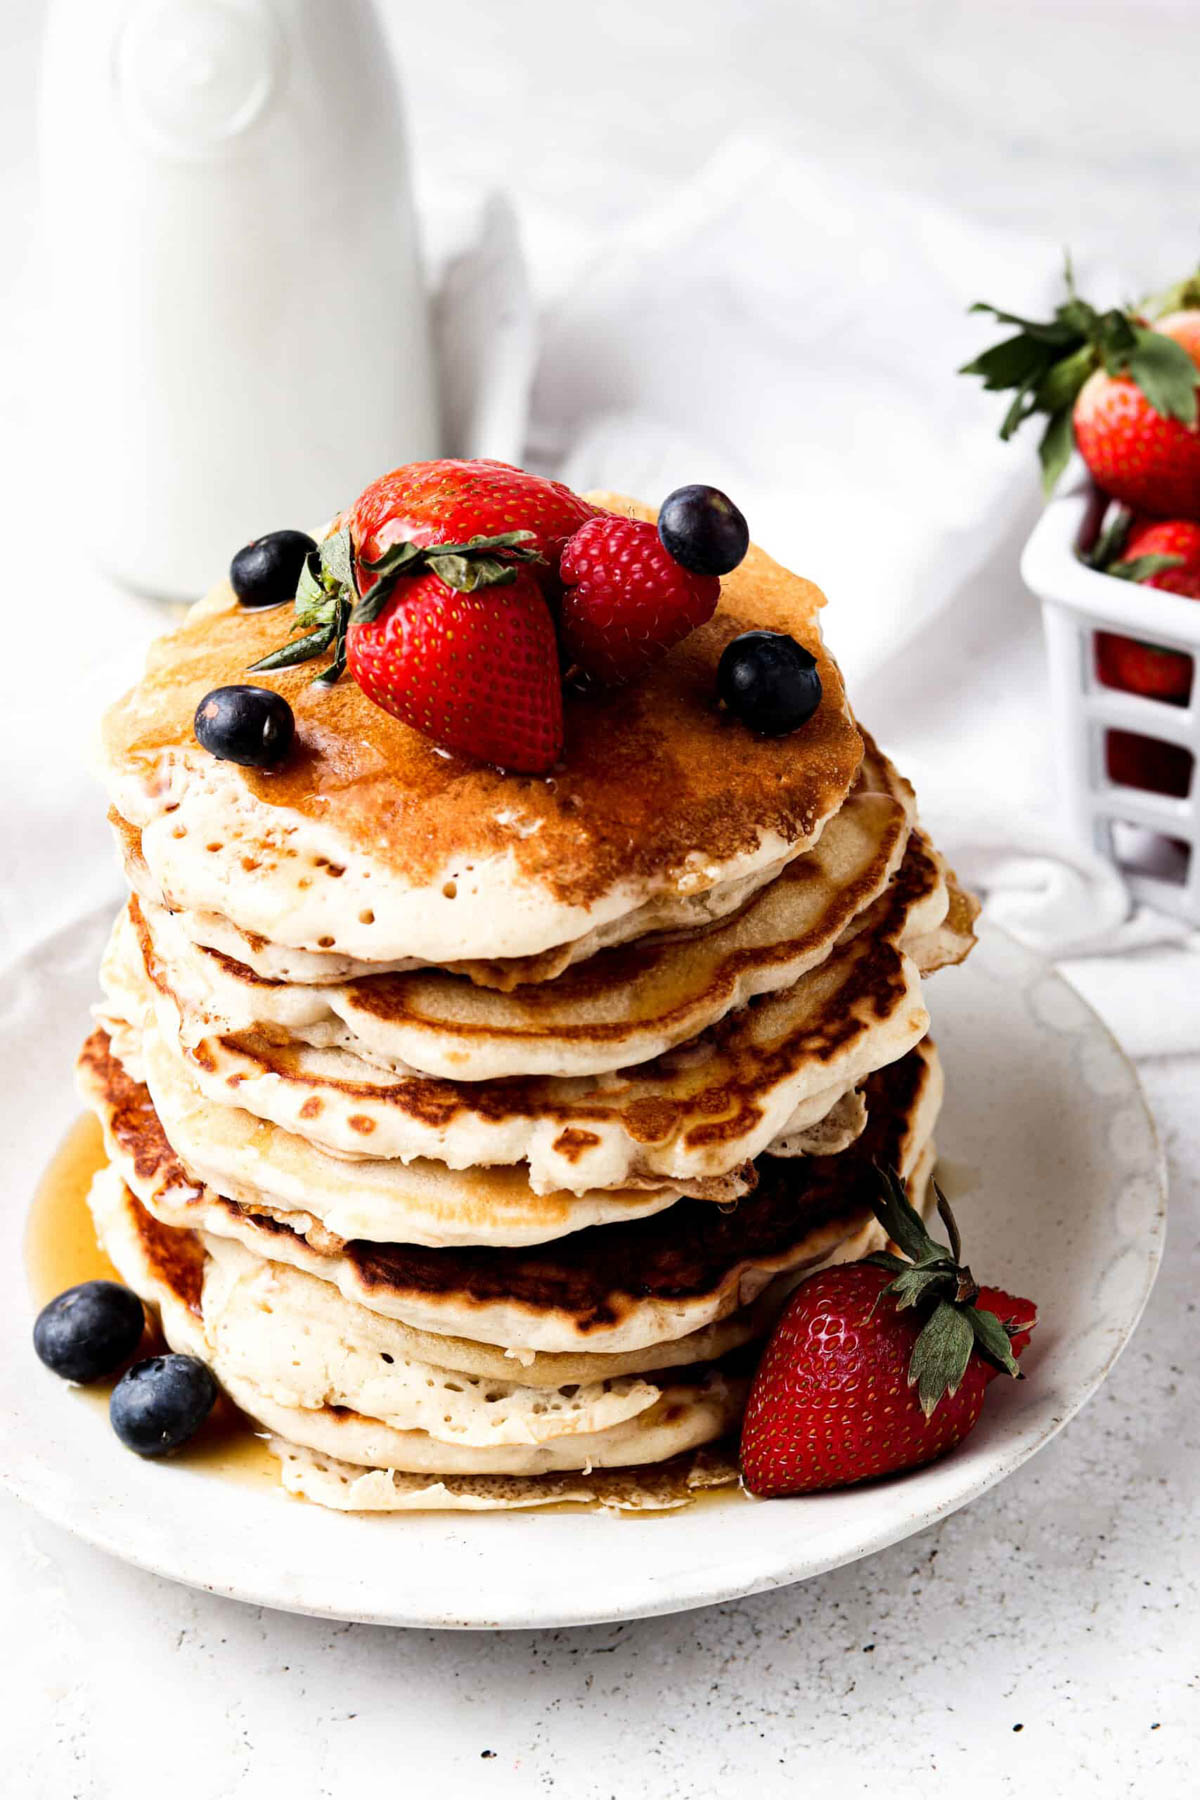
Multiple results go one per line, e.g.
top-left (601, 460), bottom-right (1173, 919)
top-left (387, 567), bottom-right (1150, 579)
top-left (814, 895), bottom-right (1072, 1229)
top-left (0, 909), bottom-right (1168, 1629)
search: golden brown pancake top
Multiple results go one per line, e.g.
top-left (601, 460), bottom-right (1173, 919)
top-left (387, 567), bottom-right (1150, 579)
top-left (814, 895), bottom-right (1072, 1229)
top-left (102, 516), bottom-right (863, 910)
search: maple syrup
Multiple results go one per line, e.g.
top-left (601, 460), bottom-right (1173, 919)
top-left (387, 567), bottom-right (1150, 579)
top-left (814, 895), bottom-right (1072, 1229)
top-left (25, 1114), bottom-right (278, 1490)
top-left (25, 1116), bottom-right (746, 1511)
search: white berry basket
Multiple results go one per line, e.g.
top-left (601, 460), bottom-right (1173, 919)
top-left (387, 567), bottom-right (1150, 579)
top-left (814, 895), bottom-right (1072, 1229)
top-left (1021, 463), bottom-right (1200, 926)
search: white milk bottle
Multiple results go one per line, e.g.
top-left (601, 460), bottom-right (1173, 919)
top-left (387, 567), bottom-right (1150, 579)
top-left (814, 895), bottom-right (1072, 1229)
top-left (38, 0), bottom-right (440, 598)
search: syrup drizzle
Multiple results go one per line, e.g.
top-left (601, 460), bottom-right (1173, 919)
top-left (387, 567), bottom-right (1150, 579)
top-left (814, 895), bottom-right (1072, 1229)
top-left (25, 1115), bottom-right (746, 1511)
top-left (25, 1115), bottom-right (277, 1488)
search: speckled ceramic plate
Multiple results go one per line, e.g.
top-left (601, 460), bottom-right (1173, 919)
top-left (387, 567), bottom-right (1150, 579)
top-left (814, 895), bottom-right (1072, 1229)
top-left (0, 909), bottom-right (1166, 1629)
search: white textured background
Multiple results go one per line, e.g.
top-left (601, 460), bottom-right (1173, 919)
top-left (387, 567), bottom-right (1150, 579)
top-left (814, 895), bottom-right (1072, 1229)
top-left (4, 1), bottom-right (1200, 1794)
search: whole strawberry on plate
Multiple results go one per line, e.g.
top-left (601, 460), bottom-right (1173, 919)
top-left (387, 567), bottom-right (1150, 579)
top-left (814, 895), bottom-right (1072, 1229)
top-left (961, 261), bottom-right (1200, 517)
top-left (740, 1169), bottom-right (1036, 1497)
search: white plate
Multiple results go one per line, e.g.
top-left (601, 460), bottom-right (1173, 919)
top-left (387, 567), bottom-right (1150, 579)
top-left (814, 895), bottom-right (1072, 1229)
top-left (0, 910), bottom-right (1166, 1629)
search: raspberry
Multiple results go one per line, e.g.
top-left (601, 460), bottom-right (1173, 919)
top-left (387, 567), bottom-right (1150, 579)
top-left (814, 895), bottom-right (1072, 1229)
top-left (559, 516), bottom-right (720, 685)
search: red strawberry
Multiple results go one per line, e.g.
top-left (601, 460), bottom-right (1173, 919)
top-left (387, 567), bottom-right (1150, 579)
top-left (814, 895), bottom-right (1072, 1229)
top-left (1105, 729), bottom-right (1193, 797)
top-left (1154, 309), bottom-right (1200, 365)
top-left (349, 459), bottom-right (596, 594)
top-left (1074, 316), bottom-right (1200, 518)
top-left (963, 273), bottom-right (1200, 515)
top-left (1118, 516), bottom-right (1200, 599)
top-left (740, 1171), bottom-right (1036, 1498)
top-left (559, 515), bottom-right (720, 684)
top-left (1095, 633), bottom-right (1193, 703)
top-left (345, 564), bottom-right (563, 774)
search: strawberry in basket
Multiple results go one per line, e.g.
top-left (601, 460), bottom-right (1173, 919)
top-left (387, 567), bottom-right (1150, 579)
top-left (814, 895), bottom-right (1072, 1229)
top-left (961, 263), bottom-right (1200, 517)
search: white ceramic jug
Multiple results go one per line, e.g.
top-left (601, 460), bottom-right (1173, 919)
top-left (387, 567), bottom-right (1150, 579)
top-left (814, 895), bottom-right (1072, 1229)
top-left (38, 0), bottom-right (440, 599)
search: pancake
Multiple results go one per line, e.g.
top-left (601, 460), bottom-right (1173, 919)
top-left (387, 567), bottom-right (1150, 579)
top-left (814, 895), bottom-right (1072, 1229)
top-left (88, 1166), bottom-right (747, 1477)
top-left (219, 1370), bottom-right (742, 1477)
top-left (113, 809), bottom-right (807, 993)
top-left (127, 750), bottom-right (912, 1081)
top-left (83, 1037), bottom-right (821, 1380)
top-left (269, 1440), bottom-right (740, 1513)
top-left (88, 1035), bottom-right (942, 1357)
top-left (106, 835), bottom-right (938, 1192)
top-left (80, 1025), bottom-right (750, 1251)
top-left (907, 874), bottom-right (980, 973)
top-left (99, 495), bottom-right (863, 969)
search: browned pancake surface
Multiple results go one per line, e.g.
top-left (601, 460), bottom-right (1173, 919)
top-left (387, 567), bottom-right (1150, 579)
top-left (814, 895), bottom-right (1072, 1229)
top-left (130, 839), bottom-right (929, 1164)
top-left (82, 1026), bottom-right (935, 1336)
top-left (102, 530), bottom-right (863, 909)
top-left (337, 1049), bottom-right (933, 1327)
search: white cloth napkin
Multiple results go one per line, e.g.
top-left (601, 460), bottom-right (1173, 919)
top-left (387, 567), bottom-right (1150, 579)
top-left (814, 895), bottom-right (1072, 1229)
top-left (525, 135), bottom-right (1200, 1055)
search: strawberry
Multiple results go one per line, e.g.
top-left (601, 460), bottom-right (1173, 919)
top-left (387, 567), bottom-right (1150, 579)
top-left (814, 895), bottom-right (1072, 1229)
top-left (1116, 516), bottom-right (1200, 599)
top-left (962, 264), bottom-right (1200, 516)
top-left (345, 563), bottom-right (562, 773)
top-left (740, 1170), bottom-right (1036, 1497)
top-left (1154, 309), bottom-right (1200, 366)
top-left (1105, 728), bottom-right (1193, 798)
top-left (1085, 509), bottom-right (1200, 703)
top-left (1096, 633), bottom-right (1193, 703)
top-left (559, 515), bottom-right (720, 685)
top-left (348, 459), bottom-right (596, 597)
top-left (250, 513), bottom-right (564, 773)
top-left (1074, 315), bottom-right (1200, 518)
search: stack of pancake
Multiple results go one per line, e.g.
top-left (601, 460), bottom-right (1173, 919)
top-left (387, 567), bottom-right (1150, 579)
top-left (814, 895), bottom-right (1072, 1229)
top-left (80, 497), bottom-right (977, 1512)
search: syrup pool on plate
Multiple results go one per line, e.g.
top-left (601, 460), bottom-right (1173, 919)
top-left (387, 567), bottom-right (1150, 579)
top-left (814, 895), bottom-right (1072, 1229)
top-left (25, 1115), bottom-right (278, 1490)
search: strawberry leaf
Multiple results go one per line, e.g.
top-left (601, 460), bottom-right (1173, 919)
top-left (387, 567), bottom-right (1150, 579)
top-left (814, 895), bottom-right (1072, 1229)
top-left (966, 1305), bottom-right (1022, 1379)
top-left (349, 578), bottom-right (400, 627)
top-left (1125, 328), bottom-right (1199, 426)
top-left (254, 528), bottom-right (545, 684)
top-left (1107, 553), bottom-right (1187, 584)
top-left (1035, 342), bottom-right (1096, 415)
top-left (965, 301), bottom-right (1082, 346)
top-left (361, 530), bottom-right (540, 578)
top-left (908, 1299), bottom-right (975, 1418)
top-left (428, 552), bottom-right (520, 593)
top-left (1037, 407), bottom-right (1076, 496)
top-left (294, 554), bottom-right (336, 630)
top-left (318, 525), bottom-right (358, 599)
top-left (881, 1263), bottom-right (954, 1313)
top-left (1093, 308), bottom-right (1140, 373)
top-left (1081, 506), bottom-right (1133, 570)
top-left (360, 539), bottom-right (428, 582)
top-left (868, 1165), bottom-right (944, 1265)
top-left (312, 598), bottom-right (350, 688)
top-left (248, 621), bottom-right (336, 672)
top-left (960, 334), bottom-right (1057, 392)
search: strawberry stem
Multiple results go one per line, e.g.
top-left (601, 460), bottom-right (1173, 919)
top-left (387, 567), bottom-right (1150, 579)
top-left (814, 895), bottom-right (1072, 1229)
top-left (248, 527), bottom-right (544, 686)
top-left (936, 1184), bottom-right (962, 1264)
top-left (864, 1166), bottom-right (1022, 1416)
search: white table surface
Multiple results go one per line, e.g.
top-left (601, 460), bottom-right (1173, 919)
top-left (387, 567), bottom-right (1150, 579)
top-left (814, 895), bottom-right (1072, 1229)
top-left (4, 1), bottom-right (1199, 1794)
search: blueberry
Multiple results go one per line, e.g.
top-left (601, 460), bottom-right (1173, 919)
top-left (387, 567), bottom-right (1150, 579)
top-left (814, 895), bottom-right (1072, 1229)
top-left (230, 531), bottom-right (317, 609)
top-left (658, 485), bottom-right (749, 577)
top-left (110, 1354), bottom-right (218, 1457)
top-left (33, 1281), bottom-right (146, 1383)
top-left (717, 630), bottom-right (823, 736)
top-left (194, 685), bottom-right (294, 769)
